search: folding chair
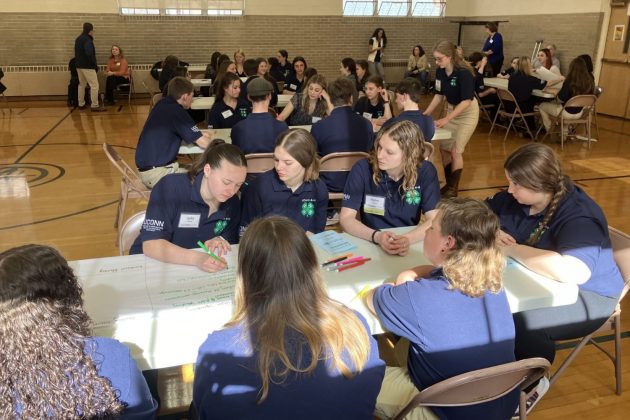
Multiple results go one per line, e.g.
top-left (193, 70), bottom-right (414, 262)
top-left (592, 86), bottom-right (603, 139)
top-left (245, 153), bottom-right (275, 175)
top-left (150, 93), bottom-right (163, 110)
top-left (319, 152), bottom-right (369, 200)
top-left (422, 141), bottom-right (434, 161)
top-left (536, 94), bottom-right (597, 149)
top-left (548, 226), bottom-right (630, 395)
top-left (490, 89), bottom-right (539, 141)
top-left (118, 211), bottom-right (146, 256)
top-left (114, 68), bottom-right (134, 105)
top-left (394, 357), bottom-right (550, 420)
top-left (475, 91), bottom-right (495, 123)
top-left (102, 143), bottom-right (151, 244)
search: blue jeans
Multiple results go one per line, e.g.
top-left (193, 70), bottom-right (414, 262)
top-left (403, 70), bottom-right (428, 89)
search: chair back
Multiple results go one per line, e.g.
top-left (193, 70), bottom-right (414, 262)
top-left (609, 226), bottom-right (630, 302)
top-left (595, 86), bottom-right (604, 97)
top-left (563, 94), bottom-right (597, 110)
top-left (118, 211), bottom-right (145, 255)
top-left (496, 88), bottom-right (517, 103)
top-left (394, 357), bottom-right (550, 420)
top-left (319, 152), bottom-right (369, 172)
top-left (102, 143), bottom-right (150, 198)
top-left (245, 153), bottom-right (275, 174)
top-left (151, 93), bottom-right (163, 109)
top-left (422, 141), bottom-right (434, 161)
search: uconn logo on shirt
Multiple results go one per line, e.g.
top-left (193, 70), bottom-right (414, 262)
top-left (143, 219), bottom-right (165, 232)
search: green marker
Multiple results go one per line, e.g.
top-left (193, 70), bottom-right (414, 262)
top-left (196, 240), bottom-right (223, 263)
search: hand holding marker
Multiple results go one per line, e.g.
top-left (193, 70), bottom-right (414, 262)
top-left (197, 240), bottom-right (228, 268)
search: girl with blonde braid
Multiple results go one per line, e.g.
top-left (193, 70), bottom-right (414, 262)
top-left (487, 143), bottom-right (623, 366)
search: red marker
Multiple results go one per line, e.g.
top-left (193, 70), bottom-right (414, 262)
top-left (338, 260), bottom-right (368, 272)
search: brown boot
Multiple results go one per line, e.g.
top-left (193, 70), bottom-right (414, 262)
top-left (440, 163), bottom-right (452, 196)
top-left (441, 169), bottom-right (462, 198)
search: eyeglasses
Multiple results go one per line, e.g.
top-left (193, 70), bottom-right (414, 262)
top-left (433, 56), bottom-right (446, 62)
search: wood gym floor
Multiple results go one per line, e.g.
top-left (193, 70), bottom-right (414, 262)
top-left (0, 98), bottom-right (628, 418)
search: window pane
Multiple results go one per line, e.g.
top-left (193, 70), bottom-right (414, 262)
top-left (343, 0), bottom-right (374, 16)
top-left (378, 1), bottom-right (407, 17)
top-left (411, 1), bottom-right (445, 17)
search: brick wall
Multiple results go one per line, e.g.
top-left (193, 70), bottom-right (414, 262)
top-left (0, 12), bottom-right (602, 92)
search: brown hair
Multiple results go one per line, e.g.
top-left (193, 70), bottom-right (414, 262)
top-left (109, 44), bottom-right (124, 59)
top-left (0, 245), bottom-right (123, 418)
top-left (167, 76), bottom-right (193, 100)
top-left (434, 40), bottom-right (475, 77)
top-left (485, 22), bottom-right (498, 33)
top-left (301, 74), bottom-right (328, 117)
top-left (275, 128), bottom-right (320, 182)
top-left (228, 216), bottom-right (370, 403)
top-left (328, 77), bottom-right (355, 106)
top-left (370, 120), bottom-right (425, 194)
top-left (395, 78), bottom-right (423, 103)
top-left (188, 139), bottom-right (247, 181)
top-left (538, 48), bottom-right (553, 70)
top-left (438, 198), bottom-right (505, 297)
top-left (565, 57), bottom-right (595, 97)
top-left (504, 143), bottom-right (571, 245)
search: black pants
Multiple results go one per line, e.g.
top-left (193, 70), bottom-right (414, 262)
top-left (105, 75), bottom-right (129, 101)
top-left (490, 59), bottom-right (503, 78)
top-left (504, 98), bottom-right (537, 133)
top-left (513, 289), bottom-right (618, 363)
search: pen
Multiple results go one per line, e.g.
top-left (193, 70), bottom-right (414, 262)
top-left (351, 285), bottom-right (372, 302)
top-left (196, 240), bottom-right (223, 263)
top-left (338, 261), bottom-right (368, 272)
top-left (326, 257), bottom-right (372, 271)
top-left (321, 253), bottom-right (353, 267)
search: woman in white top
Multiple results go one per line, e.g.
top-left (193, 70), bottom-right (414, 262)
top-left (534, 48), bottom-right (561, 77)
top-left (367, 28), bottom-right (387, 80)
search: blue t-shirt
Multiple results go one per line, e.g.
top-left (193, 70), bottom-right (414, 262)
top-left (486, 186), bottom-right (624, 298)
top-left (435, 67), bottom-right (475, 106)
top-left (342, 159), bottom-right (440, 230)
top-left (231, 112), bottom-right (288, 155)
top-left (130, 173), bottom-right (241, 254)
top-left (381, 110), bottom-right (435, 142)
top-left (193, 313), bottom-right (385, 420)
top-left (311, 106), bottom-right (374, 192)
top-left (482, 32), bottom-right (504, 64)
top-left (90, 337), bottom-right (158, 419)
top-left (135, 96), bottom-right (201, 168)
top-left (239, 169), bottom-right (328, 235)
top-left (373, 270), bottom-right (518, 420)
top-left (207, 98), bottom-right (251, 129)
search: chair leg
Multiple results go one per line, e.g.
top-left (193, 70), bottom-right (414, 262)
top-left (489, 111), bottom-right (500, 135)
top-left (593, 109), bottom-right (600, 140)
top-left (550, 333), bottom-right (594, 389)
top-left (504, 115), bottom-right (515, 142)
top-left (614, 314), bottom-right (622, 395)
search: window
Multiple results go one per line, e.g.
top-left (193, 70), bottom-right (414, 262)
top-left (343, 0), bottom-right (445, 17)
top-left (118, 0), bottom-right (244, 16)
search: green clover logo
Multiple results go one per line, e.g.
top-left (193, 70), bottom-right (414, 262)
top-left (301, 202), bottom-right (315, 218)
top-left (405, 190), bottom-right (421, 205)
top-left (450, 78), bottom-right (457, 87)
top-left (214, 219), bottom-right (228, 234)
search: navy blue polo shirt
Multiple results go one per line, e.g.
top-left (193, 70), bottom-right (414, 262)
top-left (374, 268), bottom-right (518, 420)
top-left (381, 110), bottom-right (435, 142)
top-left (135, 96), bottom-right (201, 168)
top-left (129, 173), bottom-right (241, 254)
top-left (435, 67), bottom-right (475, 106)
top-left (311, 106), bottom-right (374, 192)
top-left (231, 112), bottom-right (288, 154)
top-left (240, 75), bottom-right (279, 107)
top-left (354, 96), bottom-right (386, 119)
top-left (284, 74), bottom-right (304, 93)
top-left (507, 72), bottom-right (547, 103)
top-left (239, 170), bottom-right (328, 235)
top-left (207, 98), bottom-right (251, 129)
top-left (342, 159), bottom-right (440, 229)
top-left (486, 186), bottom-right (624, 298)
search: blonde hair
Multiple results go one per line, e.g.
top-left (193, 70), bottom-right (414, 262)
top-left (517, 56), bottom-right (533, 76)
top-left (275, 128), bottom-right (320, 182)
top-left (228, 216), bottom-right (371, 403)
top-left (370, 120), bottom-right (425, 194)
top-left (301, 74), bottom-right (328, 117)
top-left (434, 40), bottom-right (475, 77)
top-left (234, 48), bottom-right (245, 61)
top-left (438, 198), bottom-right (505, 297)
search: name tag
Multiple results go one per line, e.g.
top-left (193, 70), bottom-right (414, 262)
top-left (364, 194), bottom-right (386, 216)
top-left (290, 84), bottom-right (297, 90)
top-left (362, 112), bottom-right (372, 120)
top-left (178, 213), bottom-right (201, 228)
top-left (312, 116), bottom-right (322, 123)
top-left (489, 39), bottom-right (494, 44)
top-left (116, 62), bottom-right (121, 67)
top-left (221, 109), bottom-right (233, 119)
top-left (435, 80), bottom-right (441, 92)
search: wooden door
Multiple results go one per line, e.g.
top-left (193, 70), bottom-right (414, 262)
top-left (598, 5), bottom-right (630, 118)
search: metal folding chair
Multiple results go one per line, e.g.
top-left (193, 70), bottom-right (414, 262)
top-left (489, 89), bottom-right (539, 141)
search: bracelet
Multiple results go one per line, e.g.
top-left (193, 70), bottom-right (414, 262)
top-left (371, 229), bottom-right (381, 245)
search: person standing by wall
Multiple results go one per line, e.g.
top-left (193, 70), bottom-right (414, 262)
top-left (482, 22), bottom-right (504, 78)
top-left (74, 22), bottom-right (105, 112)
top-left (367, 28), bottom-right (387, 80)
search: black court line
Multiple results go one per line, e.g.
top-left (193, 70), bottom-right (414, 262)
top-left (117, 105), bottom-right (123, 112)
top-left (0, 200), bottom-right (118, 231)
top-left (17, 108), bottom-right (29, 115)
top-left (0, 142), bottom-right (137, 151)
top-left (13, 109), bottom-right (73, 164)
top-left (556, 330), bottom-right (630, 350)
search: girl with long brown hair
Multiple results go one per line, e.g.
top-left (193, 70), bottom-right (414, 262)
top-left (487, 143), bottom-right (623, 365)
top-left (366, 198), bottom-right (517, 419)
top-left (193, 216), bottom-right (385, 419)
top-left (340, 120), bottom-right (440, 256)
top-left (423, 40), bottom-right (479, 198)
top-left (0, 244), bottom-right (157, 419)
top-left (277, 74), bottom-right (333, 125)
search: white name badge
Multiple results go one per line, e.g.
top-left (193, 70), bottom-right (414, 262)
top-left (290, 84), bottom-right (297, 90)
top-left (362, 112), bottom-right (372, 120)
top-left (221, 109), bottom-right (233, 119)
top-left (489, 39), bottom-right (494, 44)
top-left (178, 213), bottom-right (201, 228)
top-left (312, 116), bottom-right (322, 123)
top-left (364, 194), bottom-right (386, 216)
top-left (435, 79), bottom-right (441, 92)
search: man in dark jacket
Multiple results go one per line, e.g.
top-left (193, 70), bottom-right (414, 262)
top-left (74, 22), bottom-right (105, 112)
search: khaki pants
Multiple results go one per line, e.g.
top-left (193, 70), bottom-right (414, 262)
top-left (139, 162), bottom-right (187, 188)
top-left (439, 98), bottom-right (479, 154)
top-left (77, 68), bottom-right (100, 108)
top-left (539, 101), bottom-right (583, 131)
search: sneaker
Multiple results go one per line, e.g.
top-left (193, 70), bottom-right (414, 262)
top-left (512, 376), bottom-right (550, 419)
top-left (326, 210), bottom-right (340, 226)
top-left (90, 106), bottom-right (107, 112)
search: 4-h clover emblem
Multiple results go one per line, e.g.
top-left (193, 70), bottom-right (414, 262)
top-left (214, 219), bottom-right (228, 234)
top-left (301, 202), bottom-right (315, 218)
top-left (450, 78), bottom-right (457, 87)
top-left (405, 190), bottom-right (421, 205)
